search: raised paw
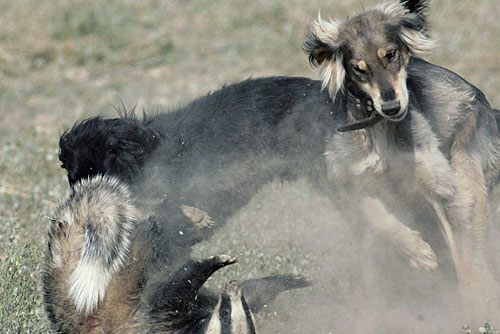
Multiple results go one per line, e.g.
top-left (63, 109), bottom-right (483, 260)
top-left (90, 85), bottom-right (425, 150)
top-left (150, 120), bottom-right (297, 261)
top-left (213, 254), bottom-right (238, 267)
top-left (403, 230), bottom-right (438, 271)
top-left (180, 205), bottom-right (214, 229)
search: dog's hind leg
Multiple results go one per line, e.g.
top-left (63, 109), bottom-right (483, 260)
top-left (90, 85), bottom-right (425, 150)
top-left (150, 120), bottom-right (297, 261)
top-left (414, 111), bottom-right (500, 321)
top-left (447, 113), bottom-right (500, 322)
top-left (360, 197), bottom-right (438, 271)
top-left (145, 255), bottom-right (238, 313)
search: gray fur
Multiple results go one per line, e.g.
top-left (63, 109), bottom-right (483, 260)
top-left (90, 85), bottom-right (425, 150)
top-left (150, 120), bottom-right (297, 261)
top-left (305, 0), bottom-right (500, 319)
top-left (50, 175), bottom-right (137, 314)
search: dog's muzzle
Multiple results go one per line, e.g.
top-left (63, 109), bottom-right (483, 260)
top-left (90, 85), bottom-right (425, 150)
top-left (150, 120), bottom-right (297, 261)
top-left (337, 89), bottom-right (408, 132)
top-left (377, 100), bottom-right (407, 122)
top-left (381, 101), bottom-right (401, 116)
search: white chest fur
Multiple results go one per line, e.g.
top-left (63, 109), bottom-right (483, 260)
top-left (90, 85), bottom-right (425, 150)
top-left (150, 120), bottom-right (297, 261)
top-left (324, 111), bottom-right (452, 198)
top-left (324, 125), bottom-right (388, 181)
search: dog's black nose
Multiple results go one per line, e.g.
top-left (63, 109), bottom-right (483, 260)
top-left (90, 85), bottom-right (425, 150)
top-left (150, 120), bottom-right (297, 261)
top-left (381, 101), bottom-right (401, 116)
top-left (381, 88), bottom-right (396, 102)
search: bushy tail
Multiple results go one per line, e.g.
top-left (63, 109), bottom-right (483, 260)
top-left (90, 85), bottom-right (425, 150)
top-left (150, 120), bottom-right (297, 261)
top-left (43, 175), bottom-right (137, 319)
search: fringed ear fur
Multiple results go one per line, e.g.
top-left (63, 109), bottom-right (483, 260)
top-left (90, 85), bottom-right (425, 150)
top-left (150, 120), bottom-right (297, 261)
top-left (303, 2), bottom-right (436, 99)
top-left (380, 1), bottom-right (436, 57)
top-left (398, 18), bottom-right (436, 57)
top-left (303, 13), bottom-right (346, 98)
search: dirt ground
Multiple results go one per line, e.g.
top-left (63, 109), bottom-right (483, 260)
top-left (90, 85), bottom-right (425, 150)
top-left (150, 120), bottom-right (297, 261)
top-left (0, 0), bottom-right (499, 332)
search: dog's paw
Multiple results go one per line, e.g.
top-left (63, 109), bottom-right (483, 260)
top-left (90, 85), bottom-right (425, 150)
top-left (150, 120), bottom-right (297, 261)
top-left (403, 231), bottom-right (438, 271)
top-left (213, 255), bottom-right (238, 267)
top-left (179, 205), bottom-right (214, 229)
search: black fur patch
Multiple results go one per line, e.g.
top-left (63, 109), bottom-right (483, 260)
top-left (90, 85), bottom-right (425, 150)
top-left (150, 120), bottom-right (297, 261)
top-left (59, 113), bottom-right (163, 185)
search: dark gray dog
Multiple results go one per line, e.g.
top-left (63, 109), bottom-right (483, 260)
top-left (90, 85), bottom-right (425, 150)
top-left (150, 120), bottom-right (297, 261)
top-left (58, 0), bottom-right (500, 322)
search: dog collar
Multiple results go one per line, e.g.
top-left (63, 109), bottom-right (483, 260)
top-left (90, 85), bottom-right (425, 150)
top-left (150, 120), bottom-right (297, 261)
top-left (337, 112), bottom-right (383, 132)
top-left (337, 89), bottom-right (383, 132)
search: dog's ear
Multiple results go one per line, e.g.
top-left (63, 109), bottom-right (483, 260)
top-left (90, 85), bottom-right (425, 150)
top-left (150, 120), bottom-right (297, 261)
top-left (303, 13), bottom-right (346, 99)
top-left (382, 1), bottom-right (435, 57)
top-left (399, 0), bottom-right (430, 29)
top-left (398, 17), bottom-right (435, 57)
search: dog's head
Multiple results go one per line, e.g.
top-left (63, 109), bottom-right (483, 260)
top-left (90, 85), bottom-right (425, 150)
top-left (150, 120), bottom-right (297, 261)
top-left (59, 115), bottom-right (161, 186)
top-left (303, 0), bottom-right (434, 122)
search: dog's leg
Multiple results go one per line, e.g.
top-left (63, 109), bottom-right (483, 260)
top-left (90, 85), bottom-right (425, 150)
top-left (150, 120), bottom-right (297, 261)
top-left (412, 131), bottom-right (477, 316)
top-left (360, 196), bottom-right (438, 271)
top-left (414, 113), bottom-right (500, 321)
top-left (144, 255), bottom-right (238, 317)
top-left (447, 114), bottom-right (500, 321)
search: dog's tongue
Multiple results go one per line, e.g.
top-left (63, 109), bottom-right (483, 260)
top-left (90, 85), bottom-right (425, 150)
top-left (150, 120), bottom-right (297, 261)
top-left (337, 113), bottom-right (383, 132)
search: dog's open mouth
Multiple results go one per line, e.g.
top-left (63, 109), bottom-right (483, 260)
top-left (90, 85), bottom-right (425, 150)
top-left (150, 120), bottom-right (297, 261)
top-left (377, 106), bottom-right (408, 123)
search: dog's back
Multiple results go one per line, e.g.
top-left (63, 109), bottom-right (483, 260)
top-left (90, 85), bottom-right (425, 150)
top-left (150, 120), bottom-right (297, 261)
top-left (133, 77), bottom-right (337, 221)
top-left (59, 76), bottom-right (333, 186)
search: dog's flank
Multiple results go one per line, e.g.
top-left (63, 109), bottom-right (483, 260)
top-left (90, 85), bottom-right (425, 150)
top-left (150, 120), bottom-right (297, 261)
top-left (43, 175), bottom-right (311, 333)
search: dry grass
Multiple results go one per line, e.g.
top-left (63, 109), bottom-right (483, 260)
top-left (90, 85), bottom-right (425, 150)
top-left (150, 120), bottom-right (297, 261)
top-left (0, 0), bottom-right (498, 332)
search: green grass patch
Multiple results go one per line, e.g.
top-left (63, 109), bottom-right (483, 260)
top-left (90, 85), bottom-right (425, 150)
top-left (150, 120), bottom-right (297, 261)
top-left (51, 1), bottom-right (134, 50)
top-left (0, 234), bottom-right (50, 333)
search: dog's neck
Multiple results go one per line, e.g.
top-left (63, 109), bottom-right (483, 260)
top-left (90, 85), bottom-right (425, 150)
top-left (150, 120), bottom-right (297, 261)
top-left (345, 82), bottom-right (374, 121)
top-left (336, 81), bottom-right (383, 132)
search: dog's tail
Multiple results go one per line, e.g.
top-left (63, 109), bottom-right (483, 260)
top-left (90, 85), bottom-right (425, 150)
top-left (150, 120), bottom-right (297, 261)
top-left (43, 175), bottom-right (138, 319)
top-left (59, 112), bottom-right (163, 186)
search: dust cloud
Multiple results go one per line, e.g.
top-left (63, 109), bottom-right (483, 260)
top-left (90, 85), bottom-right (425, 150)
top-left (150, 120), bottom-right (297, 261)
top-left (121, 88), bottom-right (500, 333)
top-left (132, 145), bottom-right (500, 334)
top-left (224, 180), bottom-right (464, 333)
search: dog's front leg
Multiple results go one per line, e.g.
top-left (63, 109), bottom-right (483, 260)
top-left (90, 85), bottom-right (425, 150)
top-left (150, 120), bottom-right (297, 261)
top-left (447, 122), bottom-right (500, 322)
top-left (360, 196), bottom-right (438, 271)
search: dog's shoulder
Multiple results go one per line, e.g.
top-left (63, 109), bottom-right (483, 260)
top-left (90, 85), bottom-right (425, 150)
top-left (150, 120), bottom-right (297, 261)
top-left (407, 57), bottom-right (480, 98)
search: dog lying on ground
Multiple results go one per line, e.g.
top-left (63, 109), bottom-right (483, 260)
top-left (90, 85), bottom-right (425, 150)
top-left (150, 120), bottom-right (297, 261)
top-left (43, 175), bottom-right (310, 333)
top-left (58, 0), bottom-right (500, 321)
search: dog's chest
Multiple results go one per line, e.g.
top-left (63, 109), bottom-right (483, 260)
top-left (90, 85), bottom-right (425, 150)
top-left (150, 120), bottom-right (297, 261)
top-left (325, 127), bottom-right (389, 180)
top-left (324, 112), bottom-right (447, 193)
top-left (324, 126), bottom-right (419, 189)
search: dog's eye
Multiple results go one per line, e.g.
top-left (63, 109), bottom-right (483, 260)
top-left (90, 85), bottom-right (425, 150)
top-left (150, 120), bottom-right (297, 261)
top-left (386, 50), bottom-right (397, 62)
top-left (352, 64), bottom-right (366, 75)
